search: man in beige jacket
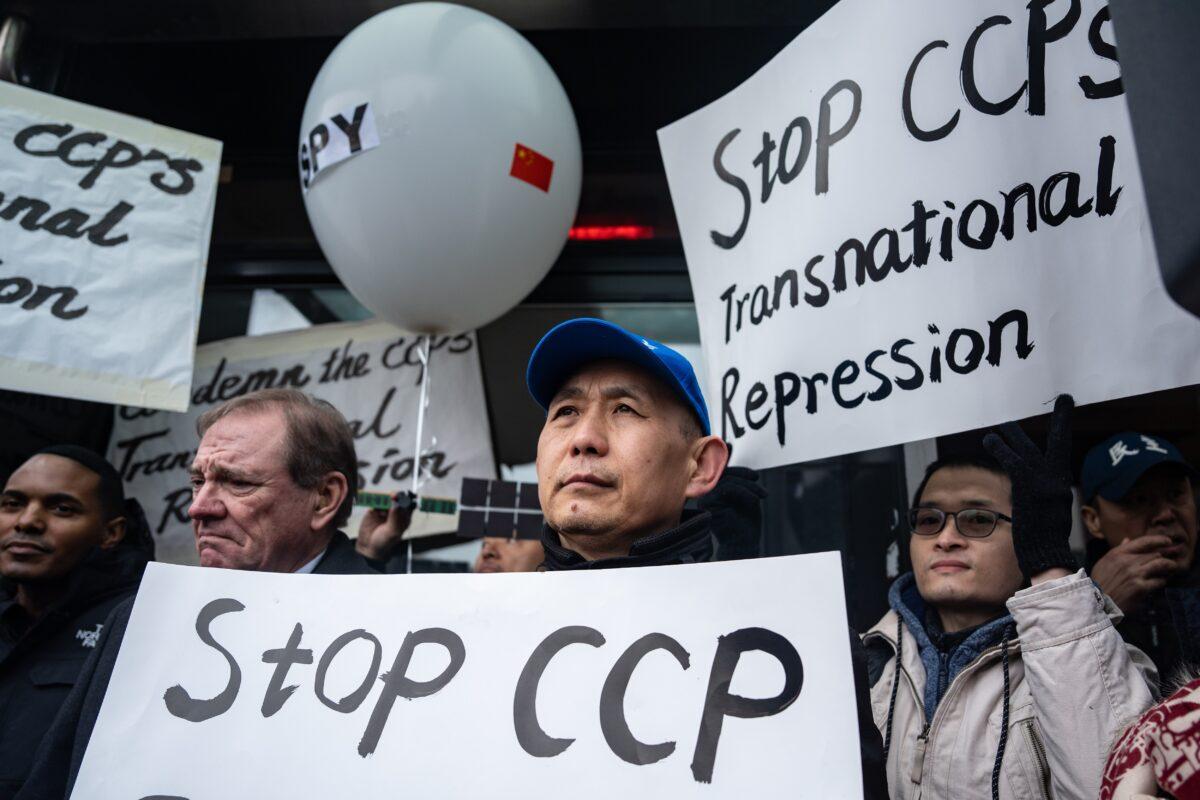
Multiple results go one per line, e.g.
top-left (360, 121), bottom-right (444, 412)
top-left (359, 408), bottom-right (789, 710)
top-left (863, 397), bottom-right (1158, 800)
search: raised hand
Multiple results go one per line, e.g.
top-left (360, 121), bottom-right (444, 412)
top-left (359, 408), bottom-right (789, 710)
top-left (983, 394), bottom-right (1077, 582)
top-left (1090, 535), bottom-right (1182, 614)
top-left (355, 494), bottom-right (415, 561)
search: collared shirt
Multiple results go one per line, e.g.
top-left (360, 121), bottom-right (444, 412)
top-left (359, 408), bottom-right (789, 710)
top-left (294, 549), bottom-right (324, 574)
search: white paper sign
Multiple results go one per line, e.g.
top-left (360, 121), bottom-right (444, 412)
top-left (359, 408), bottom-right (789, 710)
top-left (72, 553), bottom-right (861, 799)
top-left (658, 0), bottom-right (1200, 469)
top-left (108, 320), bottom-right (496, 565)
top-left (0, 82), bottom-right (221, 411)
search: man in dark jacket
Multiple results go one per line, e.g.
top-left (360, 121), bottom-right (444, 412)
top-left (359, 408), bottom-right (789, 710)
top-left (525, 317), bottom-right (888, 799)
top-left (15, 389), bottom-right (377, 800)
top-left (0, 446), bottom-right (152, 800)
top-left (1081, 432), bottom-right (1200, 682)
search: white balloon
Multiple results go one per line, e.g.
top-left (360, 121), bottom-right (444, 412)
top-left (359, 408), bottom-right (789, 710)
top-left (300, 2), bottom-right (582, 334)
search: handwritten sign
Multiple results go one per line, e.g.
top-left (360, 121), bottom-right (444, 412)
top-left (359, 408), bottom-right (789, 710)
top-left (657, 0), bottom-right (1200, 469)
top-left (0, 82), bottom-right (220, 411)
top-left (71, 553), bottom-right (861, 799)
top-left (108, 320), bottom-right (496, 564)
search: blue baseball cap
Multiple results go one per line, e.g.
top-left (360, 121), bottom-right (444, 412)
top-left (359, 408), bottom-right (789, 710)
top-left (525, 318), bottom-right (711, 436)
top-left (1081, 431), bottom-right (1197, 502)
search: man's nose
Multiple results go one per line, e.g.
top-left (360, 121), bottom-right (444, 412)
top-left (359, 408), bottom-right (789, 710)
top-left (1148, 498), bottom-right (1178, 528)
top-left (933, 517), bottom-right (968, 549)
top-left (188, 484), bottom-right (226, 520)
top-left (14, 503), bottom-right (44, 532)
top-left (569, 408), bottom-right (609, 457)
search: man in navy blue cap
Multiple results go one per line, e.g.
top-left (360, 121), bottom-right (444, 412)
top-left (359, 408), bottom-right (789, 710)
top-left (1081, 432), bottom-right (1199, 679)
top-left (525, 317), bottom-right (888, 798)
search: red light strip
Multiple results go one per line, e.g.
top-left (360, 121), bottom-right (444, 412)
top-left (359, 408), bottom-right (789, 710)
top-left (568, 225), bottom-right (655, 241)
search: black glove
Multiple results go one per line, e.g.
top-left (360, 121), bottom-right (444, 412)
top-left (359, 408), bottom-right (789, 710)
top-left (699, 466), bottom-right (767, 561)
top-left (982, 394), bottom-right (1076, 580)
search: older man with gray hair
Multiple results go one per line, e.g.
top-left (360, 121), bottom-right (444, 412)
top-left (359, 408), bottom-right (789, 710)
top-left (16, 389), bottom-right (377, 800)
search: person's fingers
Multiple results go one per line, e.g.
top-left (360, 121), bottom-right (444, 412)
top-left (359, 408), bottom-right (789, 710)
top-left (1121, 535), bottom-right (1176, 555)
top-left (1045, 394), bottom-right (1074, 474)
top-left (1137, 577), bottom-right (1169, 594)
top-left (359, 508), bottom-right (386, 535)
top-left (983, 431), bottom-right (1023, 472)
top-left (1136, 556), bottom-right (1179, 578)
top-left (995, 420), bottom-right (1042, 463)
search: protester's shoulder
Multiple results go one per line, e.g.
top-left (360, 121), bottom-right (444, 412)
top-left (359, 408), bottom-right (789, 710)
top-left (859, 610), bottom-right (901, 689)
top-left (861, 608), bottom-right (900, 641)
top-left (315, 531), bottom-right (381, 575)
top-left (102, 596), bottom-right (136, 640)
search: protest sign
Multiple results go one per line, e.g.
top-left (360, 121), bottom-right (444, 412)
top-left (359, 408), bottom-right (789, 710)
top-left (71, 552), bottom-right (861, 799)
top-left (0, 82), bottom-right (220, 411)
top-left (658, 0), bottom-right (1200, 469)
top-left (108, 319), bottom-right (496, 564)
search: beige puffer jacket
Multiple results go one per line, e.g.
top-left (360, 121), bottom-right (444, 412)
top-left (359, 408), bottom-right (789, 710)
top-left (863, 570), bottom-right (1158, 800)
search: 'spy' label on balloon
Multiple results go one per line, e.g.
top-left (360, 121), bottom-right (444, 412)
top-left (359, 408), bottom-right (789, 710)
top-left (299, 102), bottom-right (381, 192)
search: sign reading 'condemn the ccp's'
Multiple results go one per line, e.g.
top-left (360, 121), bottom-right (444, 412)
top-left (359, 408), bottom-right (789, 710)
top-left (658, 0), bottom-right (1200, 469)
top-left (71, 554), bottom-right (862, 799)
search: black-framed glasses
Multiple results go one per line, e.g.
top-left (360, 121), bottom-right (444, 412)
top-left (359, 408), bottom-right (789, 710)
top-left (907, 507), bottom-right (1013, 538)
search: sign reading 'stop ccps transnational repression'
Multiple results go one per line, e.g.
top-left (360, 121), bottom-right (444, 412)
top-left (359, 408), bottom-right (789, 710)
top-left (0, 82), bottom-right (220, 412)
top-left (659, 0), bottom-right (1200, 470)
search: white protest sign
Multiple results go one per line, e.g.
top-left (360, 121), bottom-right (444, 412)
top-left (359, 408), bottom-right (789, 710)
top-left (298, 101), bottom-right (380, 192)
top-left (0, 82), bottom-right (220, 411)
top-left (72, 553), bottom-right (861, 799)
top-left (108, 319), bottom-right (495, 565)
top-left (658, 0), bottom-right (1200, 469)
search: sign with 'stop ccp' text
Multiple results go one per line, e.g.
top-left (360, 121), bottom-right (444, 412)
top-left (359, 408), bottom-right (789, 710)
top-left (71, 554), bottom-right (861, 799)
top-left (658, 0), bottom-right (1200, 469)
top-left (0, 82), bottom-right (221, 411)
top-left (108, 319), bottom-right (496, 565)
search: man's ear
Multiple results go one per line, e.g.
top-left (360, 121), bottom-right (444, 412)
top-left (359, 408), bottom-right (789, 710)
top-left (312, 471), bottom-right (350, 531)
top-left (684, 435), bottom-right (730, 500)
top-left (1080, 504), bottom-right (1105, 541)
top-left (99, 516), bottom-right (126, 550)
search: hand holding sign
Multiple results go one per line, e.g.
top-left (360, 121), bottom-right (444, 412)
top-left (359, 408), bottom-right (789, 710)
top-left (299, 3), bottom-right (582, 335)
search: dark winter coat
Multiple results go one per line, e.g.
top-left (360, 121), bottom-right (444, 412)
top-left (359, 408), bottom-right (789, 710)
top-left (13, 530), bottom-right (375, 800)
top-left (0, 532), bottom-right (151, 800)
top-left (541, 510), bottom-right (890, 800)
top-left (1087, 539), bottom-right (1200, 684)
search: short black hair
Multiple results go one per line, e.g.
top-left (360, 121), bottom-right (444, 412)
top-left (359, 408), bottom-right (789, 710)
top-left (34, 444), bottom-right (125, 521)
top-left (911, 453), bottom-right (1008, 509)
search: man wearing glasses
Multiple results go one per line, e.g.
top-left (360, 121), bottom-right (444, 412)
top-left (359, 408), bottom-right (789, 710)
top-left (862, 397), bottom-right (1157, 800)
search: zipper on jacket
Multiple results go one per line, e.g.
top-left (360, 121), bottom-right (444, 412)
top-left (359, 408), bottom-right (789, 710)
top-left (910, 722), bottom-right (931, 783)
top-left (907, 639), bottom-right (1016, 789)
top-left (1020, 719), bottom-right (1051, 800)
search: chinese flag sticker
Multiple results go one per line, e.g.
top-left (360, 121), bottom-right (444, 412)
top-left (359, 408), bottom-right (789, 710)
top-left (510, 143), bottom-right (554, 192)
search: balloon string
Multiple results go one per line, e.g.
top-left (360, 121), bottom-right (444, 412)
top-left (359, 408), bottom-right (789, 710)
top-left (407, 335), bottom-right (432, 575)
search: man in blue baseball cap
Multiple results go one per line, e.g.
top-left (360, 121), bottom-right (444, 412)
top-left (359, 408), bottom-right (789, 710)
top-left (527, 317), bottom-right (728, 566)
top-left (1081, 431), bottom-right (1199, 679)
top-left (525, 317), bottom-right (888, 798)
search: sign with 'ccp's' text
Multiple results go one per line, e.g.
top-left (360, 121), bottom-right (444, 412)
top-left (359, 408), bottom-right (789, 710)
top-left (658, 0), bottom-right (1200, 468)
top-left (71, 553), bottom-right (862, 799)
top-left (108, 319), bottom-right (496, 565)
top-left (0, 82), bottom-right (220, 411)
